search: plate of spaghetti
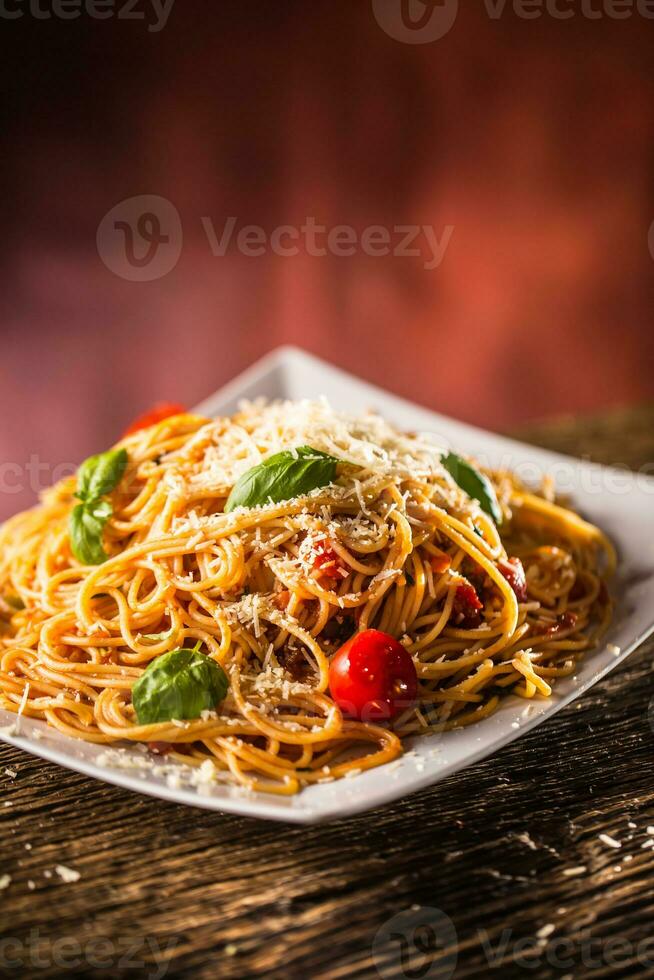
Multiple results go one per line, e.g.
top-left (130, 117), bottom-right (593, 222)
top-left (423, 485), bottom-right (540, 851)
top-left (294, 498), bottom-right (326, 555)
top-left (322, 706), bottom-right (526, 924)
top-left (1, 348), bottom-right (653, 823)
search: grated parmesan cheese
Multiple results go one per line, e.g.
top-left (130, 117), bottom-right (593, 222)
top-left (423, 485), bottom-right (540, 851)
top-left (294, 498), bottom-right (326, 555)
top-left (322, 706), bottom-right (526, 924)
top-left (166, 399), bottom-right (473, 537)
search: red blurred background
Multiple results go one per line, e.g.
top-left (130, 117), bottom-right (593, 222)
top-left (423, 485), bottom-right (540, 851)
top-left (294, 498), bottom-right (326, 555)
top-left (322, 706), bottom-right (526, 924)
top-left (1, 1), bottom-right (653, 518)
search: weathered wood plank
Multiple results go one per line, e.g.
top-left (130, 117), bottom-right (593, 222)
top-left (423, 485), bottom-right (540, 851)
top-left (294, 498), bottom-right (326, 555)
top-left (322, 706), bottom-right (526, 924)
top-left (2, 406), bottom-right (654, 980)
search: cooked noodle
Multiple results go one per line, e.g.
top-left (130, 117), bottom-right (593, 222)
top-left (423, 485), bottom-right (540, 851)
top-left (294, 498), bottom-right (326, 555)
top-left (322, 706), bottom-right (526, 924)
top-left (0, 401), bottom-right (615, 796)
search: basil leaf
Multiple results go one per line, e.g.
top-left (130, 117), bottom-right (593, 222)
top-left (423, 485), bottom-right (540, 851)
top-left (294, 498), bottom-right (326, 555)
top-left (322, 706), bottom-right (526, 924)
top-left (132, 648), bottom-right (229, 724)
top-left (77, 448), bottom-right (128, 502)
top-left (441, 452), bottom-right (503, 526)
top-left (224, 446), bottom-right (340, 512)
top-left (70, 447), bottom-right (128, 565)
top-left (70, 499), bottom-right (113, 565)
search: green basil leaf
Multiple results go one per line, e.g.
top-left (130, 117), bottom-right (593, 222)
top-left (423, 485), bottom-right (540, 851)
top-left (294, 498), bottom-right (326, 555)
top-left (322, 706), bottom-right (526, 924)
top-left (224, 446), bottom-right (340, 512)
top-left (132, 648), bottom-right (229, 724)
top-left (77, 448), bottom-right (128, 502)
top-left (70, 447), bottom-right (128, 565)
top-left (441, 452), bottom-right (503, 526)
top-left (69, 500), bottom-right (112, 565)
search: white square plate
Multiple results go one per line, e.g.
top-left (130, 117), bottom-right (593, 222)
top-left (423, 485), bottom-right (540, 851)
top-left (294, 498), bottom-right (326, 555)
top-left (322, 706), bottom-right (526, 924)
top-left (3, 347), bottom-right (654, 823)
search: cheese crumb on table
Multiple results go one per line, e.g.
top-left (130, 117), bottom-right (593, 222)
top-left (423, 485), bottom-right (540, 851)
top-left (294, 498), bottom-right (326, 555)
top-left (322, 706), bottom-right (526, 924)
top-left (54, 865), bottom-right (80, 883)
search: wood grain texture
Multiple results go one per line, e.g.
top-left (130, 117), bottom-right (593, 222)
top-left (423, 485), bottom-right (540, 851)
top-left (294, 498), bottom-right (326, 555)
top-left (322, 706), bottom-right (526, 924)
top-left (2, 406), bottom-right (654, 980)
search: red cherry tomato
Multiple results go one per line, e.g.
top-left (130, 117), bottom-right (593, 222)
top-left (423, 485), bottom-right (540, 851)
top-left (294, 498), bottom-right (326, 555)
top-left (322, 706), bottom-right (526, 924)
top-left (328, 629), bottom-right (418, 722)
top-left (498, 557), bottom-right (528, 603)
top-left (123, 402), bottom-right (186, 436)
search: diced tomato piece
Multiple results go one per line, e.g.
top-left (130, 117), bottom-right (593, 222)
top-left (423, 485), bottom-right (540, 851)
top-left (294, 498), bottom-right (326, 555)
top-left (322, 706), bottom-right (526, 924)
top-left (313, 539), bottom-right (348, 580)
top-left (273, 590), bottom-right (291, 610)
top-left (454, 582), bottom-right (483, 614)
top-left (559, 611), bottom-right (578, 631)
top-left (452, 582), bottom-right (483, 628)
top-left (124, 402), bottom-right (185, 436)
top-left (498, 557), bottom-right (528, 603)
top-left (148, 741), bottom-right (191, 756)
top-left (430, 553), bottom-right (452, 574)
top-left (535, 612), bottom-right (578, 637)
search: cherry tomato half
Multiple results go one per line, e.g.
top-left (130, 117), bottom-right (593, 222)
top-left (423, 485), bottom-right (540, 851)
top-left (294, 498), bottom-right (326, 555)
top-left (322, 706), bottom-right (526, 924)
top-left (328, 629), bottom-right (418, 722)
top-left (123, 402), bottom-right (186, 437)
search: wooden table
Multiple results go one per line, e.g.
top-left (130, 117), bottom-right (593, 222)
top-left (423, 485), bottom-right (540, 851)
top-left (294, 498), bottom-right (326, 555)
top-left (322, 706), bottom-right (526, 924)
top-left (3, 407), bottom-right (654, 980)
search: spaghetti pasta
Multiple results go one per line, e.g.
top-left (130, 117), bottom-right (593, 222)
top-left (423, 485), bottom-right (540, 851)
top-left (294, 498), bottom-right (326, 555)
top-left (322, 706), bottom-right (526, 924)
top-left (0, 400), bottom-right (615, 796)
